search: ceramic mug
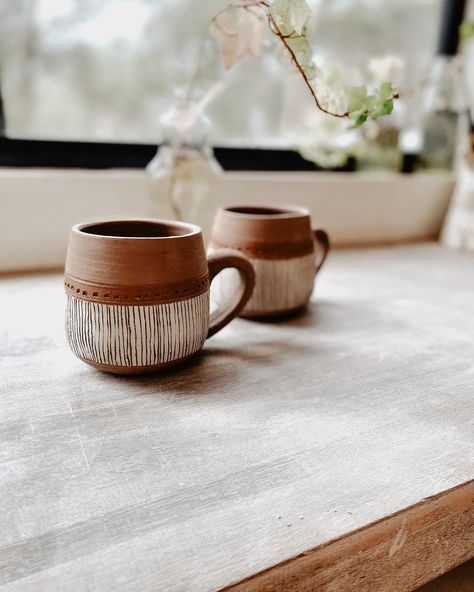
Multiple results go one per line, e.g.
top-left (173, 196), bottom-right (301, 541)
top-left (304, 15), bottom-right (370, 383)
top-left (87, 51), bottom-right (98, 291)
top-left (64, 219), bottom-right (255, 374)
top-left (209, 206), bottom-right (329, 318)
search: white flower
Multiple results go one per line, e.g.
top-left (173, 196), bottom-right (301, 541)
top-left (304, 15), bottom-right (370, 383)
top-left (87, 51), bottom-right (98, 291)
top-left (296, 110), bottom-right (360, 169)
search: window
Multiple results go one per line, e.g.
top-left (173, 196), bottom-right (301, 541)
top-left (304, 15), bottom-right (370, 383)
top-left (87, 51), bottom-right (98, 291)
top-left (1, 0), bottom-right (447, 146)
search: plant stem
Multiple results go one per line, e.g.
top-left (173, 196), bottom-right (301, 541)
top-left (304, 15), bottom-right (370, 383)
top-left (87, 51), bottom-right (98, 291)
top-left (266, 11), bottom-right (348, 118)
top-left (190, 0), bottom-right (398, 126)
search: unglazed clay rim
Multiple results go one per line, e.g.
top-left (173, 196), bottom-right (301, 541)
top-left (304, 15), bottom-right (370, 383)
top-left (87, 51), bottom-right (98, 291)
top-left (222, 206), bottom-right (310, 219)
top-left (210, 206), bottom-right (313, 259)
top-left (73, 218), bottom-right (202, 240)
top-left (66, 218), bottom-right (208, 305)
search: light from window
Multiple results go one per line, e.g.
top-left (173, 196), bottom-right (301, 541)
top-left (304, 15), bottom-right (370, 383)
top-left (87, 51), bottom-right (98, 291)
top-left (0, 0), bottom-right (444, 147)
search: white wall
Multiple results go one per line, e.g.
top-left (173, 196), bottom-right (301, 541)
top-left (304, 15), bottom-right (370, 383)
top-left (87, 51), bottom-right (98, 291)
top-left (0, 169), bottom-right (454, 272)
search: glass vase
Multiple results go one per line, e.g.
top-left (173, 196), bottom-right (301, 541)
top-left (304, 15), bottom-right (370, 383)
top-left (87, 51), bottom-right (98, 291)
top-left (146, 96), bottom-right (223, 244)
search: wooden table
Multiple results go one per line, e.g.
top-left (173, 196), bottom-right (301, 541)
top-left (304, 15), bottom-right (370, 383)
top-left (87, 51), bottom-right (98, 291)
top-left (1, 243), bottom-right (473, 592)
top-left (419, 559), bottom-right (474, 591)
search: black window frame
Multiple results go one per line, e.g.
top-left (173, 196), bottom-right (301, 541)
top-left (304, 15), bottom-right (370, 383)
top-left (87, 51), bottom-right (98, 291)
top-left (0, 76), bottom-right (354, 172)
top-left (0, 137), bottom-right (356, 171)
top-left (0, 85), bottom-right (4, 137)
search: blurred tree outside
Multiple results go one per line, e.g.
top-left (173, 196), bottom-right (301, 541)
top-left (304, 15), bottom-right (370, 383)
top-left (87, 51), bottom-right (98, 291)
top-left (0, 0), bottom-right (450, 146)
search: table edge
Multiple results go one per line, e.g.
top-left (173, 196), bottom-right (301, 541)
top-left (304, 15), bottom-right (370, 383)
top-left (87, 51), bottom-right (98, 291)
top-left (224, 480), bottom-right (474, 592)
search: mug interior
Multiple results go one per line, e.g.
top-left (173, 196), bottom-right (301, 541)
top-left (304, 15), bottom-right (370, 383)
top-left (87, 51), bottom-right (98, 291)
top-left (79, 220), bottom-right (196, 238)
top-left (225, 206), bottom-right (307, 217)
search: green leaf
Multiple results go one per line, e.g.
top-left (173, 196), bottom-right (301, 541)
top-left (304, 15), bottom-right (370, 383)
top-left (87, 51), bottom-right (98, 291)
top-left (271, 0), bottom-right (312, 35)
top-left (349, 109), bottom-right (369, 127)
top-left (346, 85), bottom-right (367, 112)
top-left (379, 81), bottom-right (394, 101)
top-left (286, 35), bottom-right (316, 78)
top-left (286, 35), bottom-right (311, 61)
top-left (265, 1), bottom-right (398, 126)
top-left (364, 95), bottom-right (377, 109)
top-left (347, 82), bottom-right (395, 127)
top-left (370, 98), bottom-right (394, 120)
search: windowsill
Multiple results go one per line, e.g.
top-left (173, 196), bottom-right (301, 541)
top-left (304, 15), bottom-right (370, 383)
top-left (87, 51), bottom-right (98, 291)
top-left (0, 167), bottom-right (454, 272)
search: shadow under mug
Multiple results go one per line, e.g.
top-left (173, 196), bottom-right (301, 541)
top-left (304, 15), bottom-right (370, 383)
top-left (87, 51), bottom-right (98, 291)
top-left (209, 206), bottom-right (330, 318)
top-left (64, 219), bottom-right (255, 375)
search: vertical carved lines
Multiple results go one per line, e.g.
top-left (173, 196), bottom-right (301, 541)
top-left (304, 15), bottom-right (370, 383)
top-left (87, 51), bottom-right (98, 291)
top-left (212, 254), bottom-right (315, 314)
top-left (66, 292), bottom-right (210, 368)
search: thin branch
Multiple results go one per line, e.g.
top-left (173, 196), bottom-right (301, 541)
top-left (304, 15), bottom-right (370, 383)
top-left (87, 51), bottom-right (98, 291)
top-left (189, 0), bottom-right (399, 127)
top-left (221, 0), bottom-right (350, 118)
top-left (266, 12), bottom-right (348, 118)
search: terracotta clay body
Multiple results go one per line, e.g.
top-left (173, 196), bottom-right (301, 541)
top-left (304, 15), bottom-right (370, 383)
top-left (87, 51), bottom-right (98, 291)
top-left (64, 219), bottom-right (255, 374)
top-left (209, 207), bottom-right (329, 318)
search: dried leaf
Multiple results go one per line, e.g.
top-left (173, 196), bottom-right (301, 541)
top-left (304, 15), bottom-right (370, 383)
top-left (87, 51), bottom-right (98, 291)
top-left (210, 6), bottom-right (265, 71)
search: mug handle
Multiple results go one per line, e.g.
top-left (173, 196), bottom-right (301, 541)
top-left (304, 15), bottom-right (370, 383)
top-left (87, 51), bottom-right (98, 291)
top-left (207, 248), bottom-right (255, 338)
top-left (313, 229), bottom-right (330, 273)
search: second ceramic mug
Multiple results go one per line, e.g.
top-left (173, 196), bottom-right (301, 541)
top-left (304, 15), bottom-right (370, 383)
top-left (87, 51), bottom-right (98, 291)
top-left (209, 206), bottom-right (329, 318)
top-left (64, 219), bottom-right (255, 374)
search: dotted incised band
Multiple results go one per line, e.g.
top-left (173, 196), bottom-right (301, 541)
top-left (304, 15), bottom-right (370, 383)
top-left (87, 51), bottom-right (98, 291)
top-left (209, 239), bottom-right (314, 260)
top-left (64, 273), bottom-right (210, 305)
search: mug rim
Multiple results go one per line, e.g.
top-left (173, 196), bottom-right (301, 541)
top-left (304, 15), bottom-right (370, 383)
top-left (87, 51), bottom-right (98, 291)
top-left (73, 218), bottom-right (202, 240)
top-left (221, 205), bottom-right (310, 219)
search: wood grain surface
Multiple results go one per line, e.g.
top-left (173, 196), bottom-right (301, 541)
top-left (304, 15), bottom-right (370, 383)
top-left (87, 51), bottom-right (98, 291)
top-left (0, 243), bottom-right (473, 592)
top-left (418, 559), bottom-right (474, 591)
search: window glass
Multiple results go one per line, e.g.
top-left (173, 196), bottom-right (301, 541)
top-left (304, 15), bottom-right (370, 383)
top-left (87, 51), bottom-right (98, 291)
top-left (0, 0), bottom-right (446, 146)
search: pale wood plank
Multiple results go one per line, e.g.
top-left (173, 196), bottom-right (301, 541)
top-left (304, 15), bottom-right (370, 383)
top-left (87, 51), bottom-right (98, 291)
top-left (225, 482), bottom-right (474, 592)
top-left (0, 243), bottom-right (473, 592)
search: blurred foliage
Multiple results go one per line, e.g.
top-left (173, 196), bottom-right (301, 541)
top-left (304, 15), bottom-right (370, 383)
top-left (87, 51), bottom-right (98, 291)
top-left (461, 22), bottom-right (474, 40)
